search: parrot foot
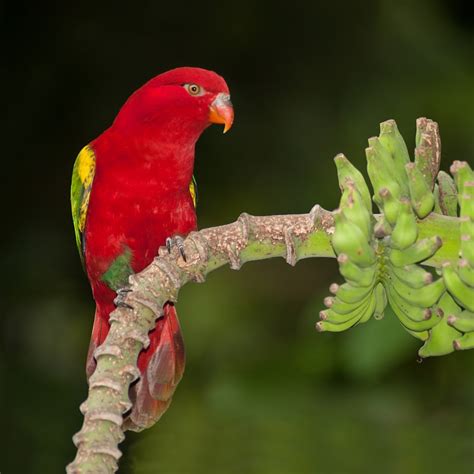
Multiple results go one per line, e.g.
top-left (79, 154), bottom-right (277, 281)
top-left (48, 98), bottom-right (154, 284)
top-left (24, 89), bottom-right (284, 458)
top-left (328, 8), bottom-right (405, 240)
top-left (166, 236), bottom-right (187, 262)
top-left (114, 287), bottom-right (134, 309)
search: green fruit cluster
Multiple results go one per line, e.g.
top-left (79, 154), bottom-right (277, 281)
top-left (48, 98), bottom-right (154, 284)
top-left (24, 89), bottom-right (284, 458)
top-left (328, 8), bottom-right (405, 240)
top-left (367, 118), bottom-right (439, 228)
top-left (435, 161), bottom-right (474, 352)
top-left (318, 118), bottom-right (474, 358)
top-left (316, 155), bottom-right (384, 333)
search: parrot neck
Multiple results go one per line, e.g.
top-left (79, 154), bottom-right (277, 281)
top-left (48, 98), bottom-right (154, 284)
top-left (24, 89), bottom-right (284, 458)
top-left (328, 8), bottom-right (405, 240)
top-left (93, 124), bottom-right (198, 192)
top-left (111, 87), bottom-right (210, 149)
top-left (98, 85), bottom-right (211, 184)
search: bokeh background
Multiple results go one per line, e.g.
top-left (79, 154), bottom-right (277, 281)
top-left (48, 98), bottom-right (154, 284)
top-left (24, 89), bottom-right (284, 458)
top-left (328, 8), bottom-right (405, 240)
top-left (3, 1), bottom-right (474, 472)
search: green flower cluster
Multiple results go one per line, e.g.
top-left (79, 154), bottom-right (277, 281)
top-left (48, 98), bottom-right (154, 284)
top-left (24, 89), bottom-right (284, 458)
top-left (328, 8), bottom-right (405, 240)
top-left (317, 118), bottom-right (474, 357)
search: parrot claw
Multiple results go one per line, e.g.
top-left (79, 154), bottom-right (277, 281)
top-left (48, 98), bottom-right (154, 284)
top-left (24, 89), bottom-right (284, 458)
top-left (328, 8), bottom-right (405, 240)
top-left (166, 236), bottom-right (187, 262)
top-left (114, 287), bottom-right (134, 309)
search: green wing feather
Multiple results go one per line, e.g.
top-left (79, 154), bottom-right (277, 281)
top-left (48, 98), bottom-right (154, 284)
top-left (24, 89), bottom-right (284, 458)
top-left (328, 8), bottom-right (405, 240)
top-left (71, 145), bottom-right (96, 267)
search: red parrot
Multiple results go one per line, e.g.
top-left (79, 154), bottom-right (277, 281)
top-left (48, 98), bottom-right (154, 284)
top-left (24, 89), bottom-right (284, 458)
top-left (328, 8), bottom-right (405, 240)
top-left (70, 67), bottom-right (233, 430)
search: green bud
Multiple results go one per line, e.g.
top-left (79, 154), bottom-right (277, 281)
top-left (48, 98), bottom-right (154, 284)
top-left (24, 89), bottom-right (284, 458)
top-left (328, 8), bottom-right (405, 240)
top-left (378, 187), bottom-right (401, 225)
top-left (389, 236), bottom-right (442, 267)
top-left (448, 310), bottom-right (474, 333)
top-left (337, 253), bottom-right (376, 287)
top-left (340, 181), bottom-right (373, 238)
top-left (367, 136), bottom-right (408, 196)
top-left (379, 120), bottom-right (410, 167)
top-left (406, 162), bottom-right (435, 218)
top-left (366, 146), bottom-right (401, 211)
top-left (332, 210), bottom-right (376, 267)
top-left (435, 171), bottom-right (458, 216)
top-left (453, 332), bottom-right (474, 351)
top-left (418, 293), bottom-right (462, 358)
top-left (391, 264), bottom-right (433, 289)
top-left (443, 262), bottom-right (474, 312)
top-left (368, 136), bottom-right (394, 172)
top-left (391, 198), bottom-right (418, 249)
top-left (334, 153), bottom-right (372, 212)
top-left (458, 259), bottom-right (474, 287)
top-left (450, 160), bottom-right (473, 198)
top-left (373, 282), bottom-right (387, 320)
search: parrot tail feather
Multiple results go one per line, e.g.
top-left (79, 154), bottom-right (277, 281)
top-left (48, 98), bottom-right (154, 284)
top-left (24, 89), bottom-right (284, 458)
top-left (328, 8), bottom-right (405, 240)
top-left (124, 303), bottom-right (186, 431)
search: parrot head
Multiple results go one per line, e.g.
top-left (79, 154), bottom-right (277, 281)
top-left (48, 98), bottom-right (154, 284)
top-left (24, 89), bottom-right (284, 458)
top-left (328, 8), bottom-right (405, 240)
top-left (112, 67), bottom-right (234, 139)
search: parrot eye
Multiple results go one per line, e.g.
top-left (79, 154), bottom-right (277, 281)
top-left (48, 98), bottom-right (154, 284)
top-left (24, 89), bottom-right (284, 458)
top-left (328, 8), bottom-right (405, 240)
top-left (184, 83), bottom-right (204, 96)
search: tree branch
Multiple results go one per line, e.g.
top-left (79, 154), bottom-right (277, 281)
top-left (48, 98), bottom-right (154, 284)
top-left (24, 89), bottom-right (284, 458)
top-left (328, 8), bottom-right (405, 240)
top-left (66, 206), bottom-right (335, 473)
top-left (66, 203), bottom-right (463, 472)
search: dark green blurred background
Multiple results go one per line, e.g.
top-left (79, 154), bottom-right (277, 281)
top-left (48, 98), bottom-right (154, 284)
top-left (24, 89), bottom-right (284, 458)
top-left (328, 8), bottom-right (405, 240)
top-left (3, 1), bottom-right (474, 472)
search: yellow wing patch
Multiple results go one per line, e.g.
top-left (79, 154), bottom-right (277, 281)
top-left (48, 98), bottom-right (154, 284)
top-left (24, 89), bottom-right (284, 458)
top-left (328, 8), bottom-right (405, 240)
top-left (189, 176), bottom-right (197, 208)
top-left (71, 145), bottom-right (96, 263)
top-left (77, 146), bottom-right (96, 231)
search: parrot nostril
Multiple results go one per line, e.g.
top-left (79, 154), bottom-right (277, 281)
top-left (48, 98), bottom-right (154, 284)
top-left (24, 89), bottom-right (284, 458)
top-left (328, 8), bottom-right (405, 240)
top-left (220, 93), bottom-right (231, 104)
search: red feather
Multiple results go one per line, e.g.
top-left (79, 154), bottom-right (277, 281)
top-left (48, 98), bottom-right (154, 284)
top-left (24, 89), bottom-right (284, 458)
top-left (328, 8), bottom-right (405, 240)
top-left (81, 67), bottom-right (232, 430)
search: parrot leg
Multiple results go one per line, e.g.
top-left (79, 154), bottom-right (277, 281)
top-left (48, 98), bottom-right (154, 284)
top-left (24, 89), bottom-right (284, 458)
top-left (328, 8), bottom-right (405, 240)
top-left (114, 287), bottom-right (133, 309)
top-left (166, 235), bottom-right (187, 262)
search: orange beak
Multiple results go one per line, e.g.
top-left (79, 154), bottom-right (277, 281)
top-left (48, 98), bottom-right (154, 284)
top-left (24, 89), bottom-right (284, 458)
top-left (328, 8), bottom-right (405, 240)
top-left (209, 93), bottom-right (234, 133)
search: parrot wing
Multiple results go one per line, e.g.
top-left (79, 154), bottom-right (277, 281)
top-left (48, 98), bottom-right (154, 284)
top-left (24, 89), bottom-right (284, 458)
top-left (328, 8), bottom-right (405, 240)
top-left (71, 145), bottom-right (96, 267)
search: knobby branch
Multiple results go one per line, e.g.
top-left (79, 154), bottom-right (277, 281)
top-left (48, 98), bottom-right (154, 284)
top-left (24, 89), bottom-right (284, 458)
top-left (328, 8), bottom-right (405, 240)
top-left (66, 206), bottom-right (335, 473)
